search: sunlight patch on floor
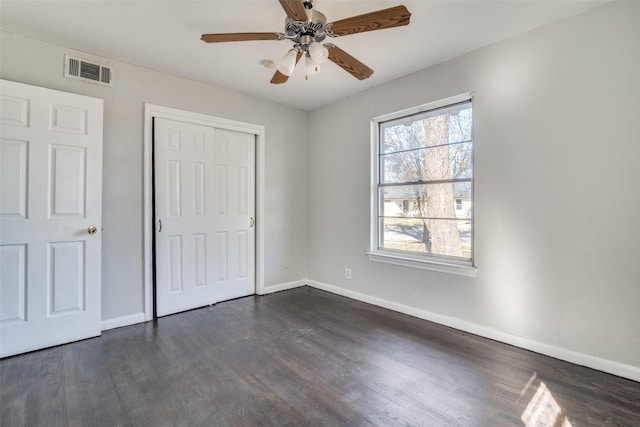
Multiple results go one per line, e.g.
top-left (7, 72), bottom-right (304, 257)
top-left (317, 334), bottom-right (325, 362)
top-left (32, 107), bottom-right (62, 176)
top-left (520, 374), bottom-right (573, 427)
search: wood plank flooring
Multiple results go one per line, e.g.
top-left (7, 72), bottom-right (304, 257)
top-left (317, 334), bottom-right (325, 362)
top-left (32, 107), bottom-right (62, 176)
top-left (2, 286), bottom-right (639, 426)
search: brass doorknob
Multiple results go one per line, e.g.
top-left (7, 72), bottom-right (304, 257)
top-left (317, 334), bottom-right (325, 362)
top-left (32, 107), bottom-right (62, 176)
top-left (88, 226), bottom-right (98, 235)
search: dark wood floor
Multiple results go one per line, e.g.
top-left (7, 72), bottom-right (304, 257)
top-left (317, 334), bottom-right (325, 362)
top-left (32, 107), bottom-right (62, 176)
top-left (2, 287), bottom-right (639, 426)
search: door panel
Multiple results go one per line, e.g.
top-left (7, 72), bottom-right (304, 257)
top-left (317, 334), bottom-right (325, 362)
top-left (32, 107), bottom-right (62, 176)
top-left (50, 144), bottom-right (87, 217)
top-left (49, 241), bottom-right (85, 314)
top-left (0, 79), bottom-right (103, 358)
top-left (0, 244), bottom-right (27, 322)
top-left (154, 118), bottom-right (255, 317)
top-left (213, 128), bottom-right (255, 302)
top-left (0, 139), bottom-right (28, 217)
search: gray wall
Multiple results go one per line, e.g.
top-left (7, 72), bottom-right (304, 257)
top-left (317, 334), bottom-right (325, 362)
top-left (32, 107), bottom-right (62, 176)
top-left (0, 32), bottom-right (309, 321)
top-left (307, 1), bottom-right (640, 372)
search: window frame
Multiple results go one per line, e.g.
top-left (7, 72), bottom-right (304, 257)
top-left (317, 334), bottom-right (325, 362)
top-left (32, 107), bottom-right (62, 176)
top-left (367, 93), bottom-right (477, 277)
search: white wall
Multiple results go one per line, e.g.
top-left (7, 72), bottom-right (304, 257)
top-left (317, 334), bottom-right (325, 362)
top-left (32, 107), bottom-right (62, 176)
top-left (308, 1), bottom-right (640, 378)
top-left (0, 32), bottom-right (309, 322)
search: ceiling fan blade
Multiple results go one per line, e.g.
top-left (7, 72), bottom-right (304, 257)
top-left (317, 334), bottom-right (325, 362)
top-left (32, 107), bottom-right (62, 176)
top-left (329, 5), bottom-right (411, 37)
top-left (326, 45), bottom-right (373, 80)
top-left (278, 0), bottom-right (308, 22)
top-left (201, 32), bottom-right (282, 43)
top-left (270, 53), bottom-right (303, 85)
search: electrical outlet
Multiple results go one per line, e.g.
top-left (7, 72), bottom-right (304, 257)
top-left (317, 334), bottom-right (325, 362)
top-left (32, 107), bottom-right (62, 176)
top-left (284, 261), bottom-right (290, 269)
top-left (345, 268), bottom-right (352, 279)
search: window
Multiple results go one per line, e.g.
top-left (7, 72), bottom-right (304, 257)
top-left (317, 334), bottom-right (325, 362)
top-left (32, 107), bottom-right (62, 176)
top-left (368, 94), bottom-right (475, 276)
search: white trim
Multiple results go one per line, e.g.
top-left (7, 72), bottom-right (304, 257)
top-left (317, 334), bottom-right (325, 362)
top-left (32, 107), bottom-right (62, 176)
top-left (143, 103), bottom-right (266, 321)
top-left (370, 119), bottom-right (380, 253)
top-left (101, 313), bottom-right (145, 331)
top-left (259, 280), bottom-right (306, 295)
top-left (307, 280), bottom-right (640, 382)
top-left (373, 92), bottom-right (473, 123)
top-left (367, 251), bottom-right (477, 277)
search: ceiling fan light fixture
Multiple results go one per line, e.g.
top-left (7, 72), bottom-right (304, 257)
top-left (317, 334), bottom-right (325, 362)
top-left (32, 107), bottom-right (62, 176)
top-left (308, 41), bottom-right (329, 64)
top-left (277, 48), bottom-right (298, 76)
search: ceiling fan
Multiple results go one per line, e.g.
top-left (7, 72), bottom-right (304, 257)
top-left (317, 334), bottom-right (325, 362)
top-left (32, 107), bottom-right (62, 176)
top-left (201, 0), bottom-right (411, 84)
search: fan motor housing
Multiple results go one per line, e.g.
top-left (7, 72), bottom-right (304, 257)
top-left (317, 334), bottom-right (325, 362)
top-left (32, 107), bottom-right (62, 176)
top-left (284, 9), bottom-right (328, 42)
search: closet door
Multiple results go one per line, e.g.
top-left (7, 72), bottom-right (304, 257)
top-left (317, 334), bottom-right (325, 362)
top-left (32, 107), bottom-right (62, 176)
top-left (154, 118), bottom-right (255, 317)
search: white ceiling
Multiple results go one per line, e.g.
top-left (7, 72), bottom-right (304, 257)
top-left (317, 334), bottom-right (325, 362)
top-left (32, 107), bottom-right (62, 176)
top-left (0, 0), bottom-right (607, 111)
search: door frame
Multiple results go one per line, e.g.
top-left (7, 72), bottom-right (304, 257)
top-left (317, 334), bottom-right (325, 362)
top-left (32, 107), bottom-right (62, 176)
top-left (143, 103), bottom-right (265, 321)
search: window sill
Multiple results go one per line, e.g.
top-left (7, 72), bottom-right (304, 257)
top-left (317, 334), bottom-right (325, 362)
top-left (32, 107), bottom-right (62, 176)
top-left (366, 251), bottom-right (477, 277)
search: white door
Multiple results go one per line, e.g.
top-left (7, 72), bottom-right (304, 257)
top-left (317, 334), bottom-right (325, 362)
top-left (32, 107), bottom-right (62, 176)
top-left (154, 118), bottom-right (255, 317)
top-left (0, 79), bottom-right (103, 357)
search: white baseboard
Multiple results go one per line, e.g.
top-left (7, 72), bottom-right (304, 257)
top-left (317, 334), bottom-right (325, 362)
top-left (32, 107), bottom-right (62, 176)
top-left (101, 312), bottom-right (146, 331)
top-left (307, 280), bottom-right (640, 383)
top-left (260, 279), bottom-right (306, 295)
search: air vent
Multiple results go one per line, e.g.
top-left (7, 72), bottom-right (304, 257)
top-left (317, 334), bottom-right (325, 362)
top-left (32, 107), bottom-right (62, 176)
top-left (64, 54), bottom-right (114, 87)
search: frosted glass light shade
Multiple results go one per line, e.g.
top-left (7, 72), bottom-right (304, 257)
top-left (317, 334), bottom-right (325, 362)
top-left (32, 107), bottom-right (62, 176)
top-left (308, 42), bottom-right (329, 64)
top-left (277, 49), bottom-right (297, 76)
